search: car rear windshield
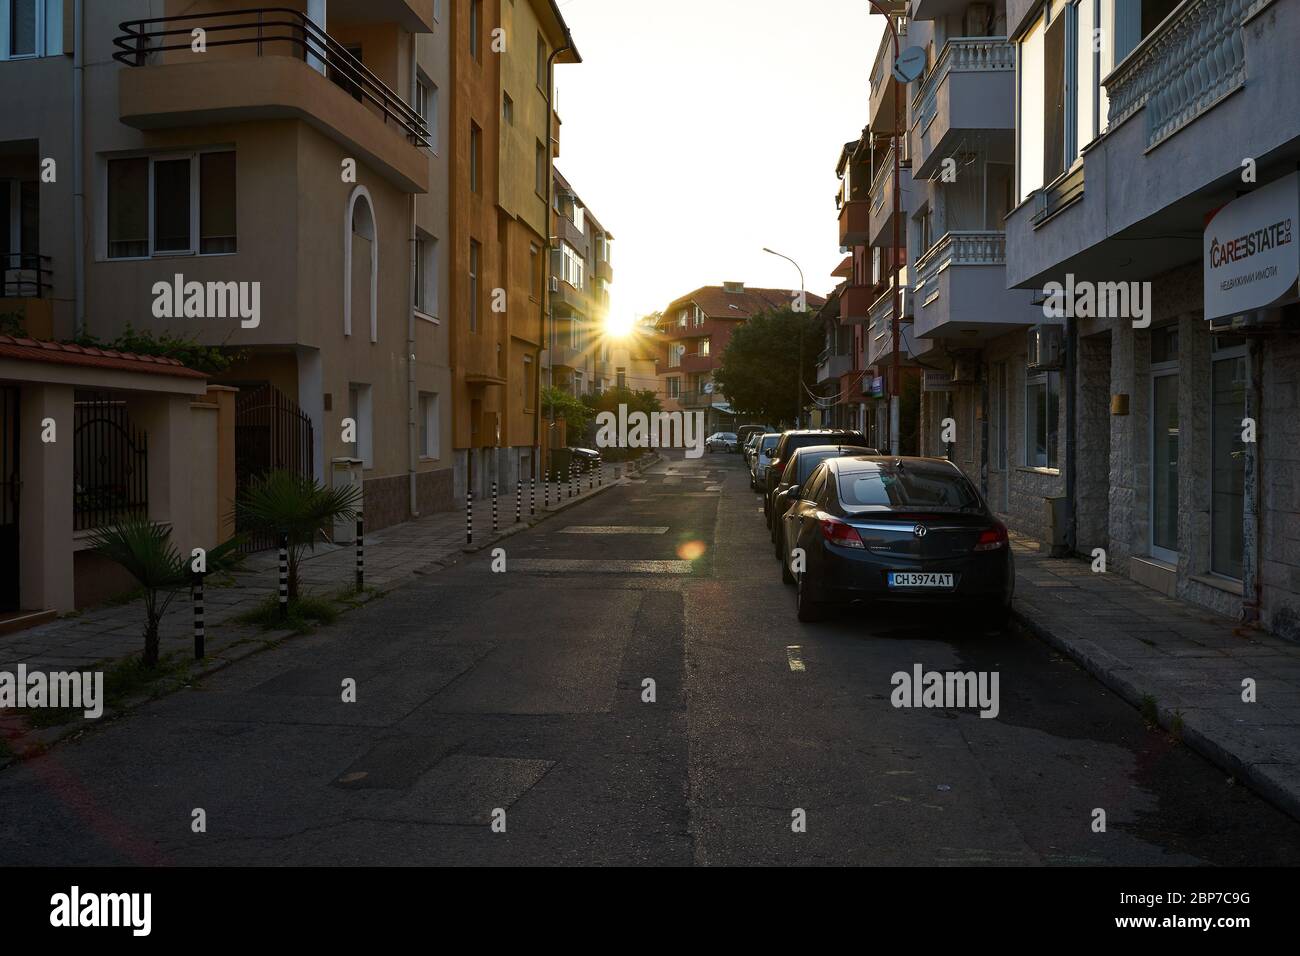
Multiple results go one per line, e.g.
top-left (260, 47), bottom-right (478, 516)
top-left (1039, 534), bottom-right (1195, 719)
top-left (838, 464), bottom-right (982, 512)
top-left (760, 435), bottom-right (778, 450)
top-left (797, 447), bottom-right (870, 481)
top-left (784, 432), bottom-right (864, 455)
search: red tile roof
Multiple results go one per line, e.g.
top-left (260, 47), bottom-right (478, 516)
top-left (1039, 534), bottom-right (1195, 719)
top-left (664, 285), bottom-right (827, 321)
top-left (0, 336), bottom-right (209, 379)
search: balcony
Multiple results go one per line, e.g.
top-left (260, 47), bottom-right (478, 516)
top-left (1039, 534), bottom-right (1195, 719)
top-left (817, 352), bottom-right (852, 384)
top-left (595, 258), bottom-right (614, 283)
top-left (866, 288), bottom-right (917, 368)
top-left (113, 8), bottom-right (431, 193)
top-left (912, 231), bottom-right (1039, 340)
top-left (552, 281), bottom-right (586, 314)
top-left (868, 147), bottom-right (911, 248)
top-left (549, 345), bottom-right (585, 371)
top-left (838, 199), bottom-right (871, 248)
top-left (1, 253), bottom-right (54, 338)
top-left (680, 352), bottom-right (714, 374)
top-left (676, 390), bottom-right (721, 409)
top-left (911, 37), bottom-right (1014, 181)
top-left (868, 28), bottom-right (901, 135)
top-left (839, 284), bottom-right (877, 325)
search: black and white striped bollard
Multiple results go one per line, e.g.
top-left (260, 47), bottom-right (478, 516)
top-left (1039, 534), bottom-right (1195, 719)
top-left (515, 479), bottom-right (522, 524)
top-left (530, 476), bottom-right (536, 516)
top-left (544, 471), bottom-right (550, 509)
top-left (278, 532), bottom-right (289, 620)
top-left (569, 462), bottom-right (575, 498)
top-left (492, 480), bottom-right (499, 533)
top-left (192, 569), bottom-right (205, 660)
top-left (355, 516), bottom-right (364, 591)
top-left (466, 490), bottom-right (473, 545)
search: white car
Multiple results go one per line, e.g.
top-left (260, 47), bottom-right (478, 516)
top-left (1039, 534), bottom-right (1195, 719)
top-left (705, 432), bottom-right (738, 453)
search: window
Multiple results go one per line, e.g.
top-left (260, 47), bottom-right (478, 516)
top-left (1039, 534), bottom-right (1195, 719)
top-left (470, 0), bottom-right (481, 61)
top-left (1150, 325), bottom-right (1179, 561)
top-left (1211, 337), bottom-right (1247, 578)
top-left (560, 242), bottom-right (584, 289)
top-left (415, 73), bottom-right (437, 150)
top-left (419, 392), bottom-right (440, 459)
top-left (522, 354), bottom-right (535, 411)
top-left (470, 122), bottom-right (482, 193)
top-left (347, 383), bottom-right (374, 469)
top-left (1025, 370), bottom-right (1060, 469)
top-left (529, 243), bottom-right (540, 300)
top-left (536, 33), bottom-right (547, 89)
top-left (468, 240), bottom-right (481, 332)
top-left (535, 141), bottom-right (546, 197)
top-left (503, 92), bottom-right (514, 125)
top-left (616, 369), bottom-right (626, 389)
top-left (573, 204), bottom-right (584, 234)
top-left (3, 0), bottom-right (40, 58)
top-left (699, 338), bottom-right (710, 357)
top-left (667, 343), bottom-right (683, 368)
top-left (667, 377), bottom-right (680, 399)
top-left (1018, 14), bottom-right (1046, 202)
top-left (107, 151), bottom-right (237, 259)
top-left (415, 235), bottom-right (438, 316)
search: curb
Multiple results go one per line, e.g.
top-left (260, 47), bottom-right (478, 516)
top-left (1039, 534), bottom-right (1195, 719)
top-left (1011, 605), bottom-right (1300, 824)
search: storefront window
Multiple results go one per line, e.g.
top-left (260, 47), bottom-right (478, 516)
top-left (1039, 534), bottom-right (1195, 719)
top-left (1025, 371), bottom-right (1059, 469)
top-left (1211, 338), bottom-right (1247, 578)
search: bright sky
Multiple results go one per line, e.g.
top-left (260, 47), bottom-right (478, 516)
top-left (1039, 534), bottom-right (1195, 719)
top-left (553, 0), bottom-right (885, 332)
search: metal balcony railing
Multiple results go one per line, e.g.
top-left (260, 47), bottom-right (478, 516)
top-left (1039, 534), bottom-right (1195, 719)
top-left (113, 7), bottom-right (430, 147)
top-left (1, 253), bottom-right (52, 298)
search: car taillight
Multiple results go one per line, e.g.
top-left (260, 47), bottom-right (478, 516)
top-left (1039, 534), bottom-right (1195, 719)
top-left (973, 522), bottom-right (1008, 552)
top-left (818, 514), bottom-right (864, 549)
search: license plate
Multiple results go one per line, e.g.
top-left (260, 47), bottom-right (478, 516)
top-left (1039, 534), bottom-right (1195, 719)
top-left (888, 572), bottom-right (954, 589)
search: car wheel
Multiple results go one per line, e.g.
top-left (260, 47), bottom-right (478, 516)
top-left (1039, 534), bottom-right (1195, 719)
top-left (773, 524), bottom-right (785, 561)
top-left (780, 536), bottom-right (796, 585)
top-left (795, 571), bottom-right (826, 622)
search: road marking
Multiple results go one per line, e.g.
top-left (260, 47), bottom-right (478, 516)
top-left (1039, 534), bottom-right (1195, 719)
top-left (511, 559), bottom-right (693, 574)
top-left (559, 526), bottom-right (669, 534)
top-left (705, 485), bottom-right (723, 492)
top-left (785, 645), bottom-right (806, 672)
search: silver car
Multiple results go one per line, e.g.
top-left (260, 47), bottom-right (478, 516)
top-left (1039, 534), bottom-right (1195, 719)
top-left (748, 433), bottom-right (781, 490)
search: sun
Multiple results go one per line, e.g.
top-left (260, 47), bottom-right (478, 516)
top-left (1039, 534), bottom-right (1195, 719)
top-left (604, 312), bottom-right (636, 337)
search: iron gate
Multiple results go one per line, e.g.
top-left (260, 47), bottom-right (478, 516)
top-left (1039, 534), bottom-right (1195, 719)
top-left (73, 391), bottom-right (150, 532)
top-left (0, 387), bottom-right (19, 612)
top-left (234, 383), bottom-right (315, 552)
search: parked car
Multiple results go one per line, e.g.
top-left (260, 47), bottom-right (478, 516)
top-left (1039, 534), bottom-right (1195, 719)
top-left (749, 433), bottom-right (781, 490)
top-left (778, 456), bottom-right (1014, 625)
top-left (763, 429), bottom-right (870, 526)
top-left (768, 443), bottom-right (877, 548)
top-left (705, 432), bottom-right (738, 453)
top-left (567, 447), bottom-right (601, 472)
top-left (743, 431), bottom-right (763, 466)
top-left (737, 424), bottom-right (774, 451)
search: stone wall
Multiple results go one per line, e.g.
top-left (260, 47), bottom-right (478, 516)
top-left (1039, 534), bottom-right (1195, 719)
top-left (1260, 333), bottom-right (1300, 641)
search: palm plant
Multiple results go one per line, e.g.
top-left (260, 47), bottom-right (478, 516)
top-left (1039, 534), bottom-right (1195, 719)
top-left (233, 470), bottom-right (361, 601)
top-left (87, 519), bottom-right (242, 667)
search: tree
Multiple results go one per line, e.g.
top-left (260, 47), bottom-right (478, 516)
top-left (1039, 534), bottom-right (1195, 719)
top-left (713, 305), bottom-right (823, 425)
top-left (233, 471), bottom-right (361, 601)
top-left (580, 386), bottom-right (663, 457)
top-left (87, 519), bottom-right (242, 667)
top-left (541, 385), bottom-right (593, 436)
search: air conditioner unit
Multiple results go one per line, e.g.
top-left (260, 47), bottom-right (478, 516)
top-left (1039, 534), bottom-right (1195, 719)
top-left (1027, 324), bottom-right (1065, 371)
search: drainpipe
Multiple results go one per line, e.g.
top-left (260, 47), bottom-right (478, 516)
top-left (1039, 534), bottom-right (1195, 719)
top-left (73, 0), bottom-right (85, 337)
top-left (1242, 335), bottom-right (1264, 624)
top-left (540, 33), bottom-right (574, 477)
top-left (407, 32), bottom-right (419, 518)
top-left (1064, 315), bottom-right (1078, 555)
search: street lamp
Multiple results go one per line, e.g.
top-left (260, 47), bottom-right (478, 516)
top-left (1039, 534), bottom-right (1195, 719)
top-left (762, 246), bottom-right (806, 428)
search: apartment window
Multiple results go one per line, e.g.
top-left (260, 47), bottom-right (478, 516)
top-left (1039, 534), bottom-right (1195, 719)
top-left (1211, 337), bottom-right (1247, 579)
top-left (469, 240), bottom-right (481, 332)
top-left (1025, 370), bottom-right (1060, 469)
top-left (572, 204), bottom-right (584, 234)
top-left (107, 151), bottom-right (237, 259)
top-left (677, 309), bottom-right (688, 328)
top-left (693, 306), bottom-right (704, 328)
top-left (415, 73), bottom-right (437, 150)
top-left (535, 141), bottom-right (546, 197)
top-left (616, 369), bottom-right (626, 390)
top-left (419, 392), bottom-right (440, 459)
top-left (470, 0), bottom-right (482, 61)
top-left (4, 0), bottom-right (39, 58)
top-left (347, 383), bottom-right (374, 469)
top-left (433, 0), bottom-right (442, 21)
top-left (529, 243), bottom-right (540, 301)
top-left (415, 235), bottom-right (438, 316)
top-left (560, 242), bottom-right (583, 289)
top-left (471, 122), bottom-right (486, 194)
top-left (667, 377), bottom-right (681, 399)
top-left (668, 343), bottom-right (683, 368)
top-left (699, 337), bottom-right (710, 357)
top-left (536, 33), bottom-right (547, 89)
top-left (523, 354), bottom-right (536, 411)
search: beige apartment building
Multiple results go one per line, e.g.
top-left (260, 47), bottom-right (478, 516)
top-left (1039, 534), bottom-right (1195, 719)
top-left (1, 0), bottom-right (455, 546)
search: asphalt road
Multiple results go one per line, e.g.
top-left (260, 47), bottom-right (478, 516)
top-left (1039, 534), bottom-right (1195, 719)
top-left (2, 450), bottom-right (1300, 865)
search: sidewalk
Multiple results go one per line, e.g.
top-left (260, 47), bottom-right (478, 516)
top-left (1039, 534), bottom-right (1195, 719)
top-left (1011, 534), bottom-right (1300, 822)
top-left (0, 455), bottom-right (656, 755)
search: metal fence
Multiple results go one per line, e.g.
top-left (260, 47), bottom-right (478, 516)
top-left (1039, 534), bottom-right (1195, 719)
top-left (234, 383), bottom-right (315, 552)
top-left (73, 392), bottom-right (149, 531)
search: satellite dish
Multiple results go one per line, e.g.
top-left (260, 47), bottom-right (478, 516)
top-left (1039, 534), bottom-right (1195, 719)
top-left (892, 46), bottom-right (926, 84)
top-left (704, 382), bottom-right (715, 394)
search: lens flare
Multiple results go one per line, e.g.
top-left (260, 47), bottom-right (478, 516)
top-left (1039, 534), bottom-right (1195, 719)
top-left (676, 540), bottom-right (706, 561)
